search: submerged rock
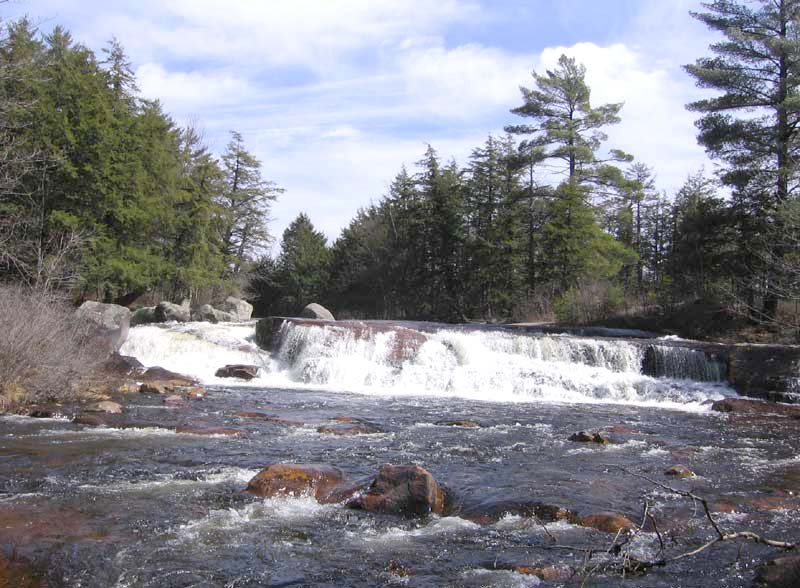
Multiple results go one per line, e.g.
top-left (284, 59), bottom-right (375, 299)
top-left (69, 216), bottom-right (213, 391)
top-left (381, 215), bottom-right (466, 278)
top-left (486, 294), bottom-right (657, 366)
top-left (301, 303), bottom-right (334, 320)
top-left (317, 422), bottom-right (383, 436)
top-left (569, 431), bottom-right (610, 445)
top-left (711, 398), bottom-right (800, 417)
top-left (246, 463), bottom-right (355, 503)
top-left (460, 500), bottom-right (573, 525)
top-left (215, 364), bottom-right (259, 380)
top-left (665, 464), bottom-right (695, 478)
top-left (513, 565), bottom-right (573, 581)
top-left (0, 552), bottom-right (40, 588)
top-left (435, 420), bottom-right (482, 428)
top-left (234, 411), bottom-right (304, 425)
top-left (348, 464), bottom-right (446, 517)
top-left (754, 555), bottom-right (800, 588)
top-left (140, 366), bottom-right (196, 385)
top-left (175, 426), bottom-right (243, 437)
top-left (578, 512), bottom-right (635, 534)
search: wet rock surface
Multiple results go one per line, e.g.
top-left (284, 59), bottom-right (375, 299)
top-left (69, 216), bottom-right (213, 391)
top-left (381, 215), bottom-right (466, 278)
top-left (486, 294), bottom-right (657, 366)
top-left (348, 464), bottom-right (446, 517)
top-left (246, 464), bottom-right (355, 503)
top-left (711, 398), bottom-right (800, 416)
top-left (569, 430), bottom-right (610, 444)
top-left (754, 555), bottom-right (800, 588)
top-left (214, 364), bottom-right (259, 380)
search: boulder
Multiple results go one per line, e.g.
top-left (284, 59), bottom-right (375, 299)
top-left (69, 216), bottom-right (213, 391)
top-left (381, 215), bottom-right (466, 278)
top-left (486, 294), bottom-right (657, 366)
top-left (301, 303), bottom-right (334, 321)
top-left (140, 366), bottom-right (195, 385)
top-left (348, 464), bottom-right (446, 517)
top-left (460, 500), bottom-right (573, 525)
top-left (754, 555), bottom-right (800, 588)
top-left (154, 301), bottom-right (191, 323)
top-left (569, 431), bottom-right (610, 445)
top-left (665, 464), bottom-right (695, 478)
top-left (512, 565), bottom-right (573, 582)
top-left (76, 301), bottom-right (131, 352)
top-left (193, 304), bottom-right (236, 323)
top-left (130, 306), bottom-right (157, 326)
top-left (220, 296), bottom-right (253, 321)
top-left (711, 398), bottom-right (800, 417)
top-left (84, 401), bottom-right (123, 414)
top-left (215, 364), bottom-right (259, 380)
top-left (578, 512), bottom-right (636, 534)
top-left (246, 463), bottom-right (355, 503)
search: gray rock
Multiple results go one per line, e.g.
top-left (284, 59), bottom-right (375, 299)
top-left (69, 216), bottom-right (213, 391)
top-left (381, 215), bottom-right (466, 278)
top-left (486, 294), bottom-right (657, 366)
top-left (76, 301), bottom-right (131, 352)
top-left (221, 296), bottom-right (253, 321)
top-left (155, 301), bottom-right (191, 323)
top-left (193, 304), bottom-right (236, 323)
top-left (301, 303), bottom-right (334, 321)
top-left (130, 306), bottom-right (157, 326)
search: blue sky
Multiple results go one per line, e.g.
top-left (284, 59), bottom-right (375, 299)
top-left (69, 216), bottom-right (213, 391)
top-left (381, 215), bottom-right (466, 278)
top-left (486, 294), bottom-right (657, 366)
top-left (4, 0), bottom-right (718, 245)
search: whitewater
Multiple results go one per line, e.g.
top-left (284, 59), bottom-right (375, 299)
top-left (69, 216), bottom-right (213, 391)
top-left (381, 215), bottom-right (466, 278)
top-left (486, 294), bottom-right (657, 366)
top-left (120, 319), bottom-right (731, 411)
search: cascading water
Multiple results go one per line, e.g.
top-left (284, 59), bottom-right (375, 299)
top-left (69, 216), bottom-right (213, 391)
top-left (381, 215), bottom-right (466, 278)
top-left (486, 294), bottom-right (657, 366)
top-left (120, 319), bottom-right (731, 409)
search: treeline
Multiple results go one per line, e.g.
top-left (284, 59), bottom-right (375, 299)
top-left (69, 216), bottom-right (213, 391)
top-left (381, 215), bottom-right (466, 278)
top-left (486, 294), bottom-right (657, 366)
top-left (254, 1), bottom-right (800, 330)
top-left (0, 18), bottom-right (279, 303)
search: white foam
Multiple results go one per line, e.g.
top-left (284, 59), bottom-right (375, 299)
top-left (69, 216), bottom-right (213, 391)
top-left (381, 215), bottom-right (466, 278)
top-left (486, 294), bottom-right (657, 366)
top-left (121, 321), bottom-right (732, 411)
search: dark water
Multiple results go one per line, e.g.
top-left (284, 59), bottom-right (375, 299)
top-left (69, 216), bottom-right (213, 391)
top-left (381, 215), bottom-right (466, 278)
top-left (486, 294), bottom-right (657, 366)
top-left (1, 385), bottom-right (799, 587)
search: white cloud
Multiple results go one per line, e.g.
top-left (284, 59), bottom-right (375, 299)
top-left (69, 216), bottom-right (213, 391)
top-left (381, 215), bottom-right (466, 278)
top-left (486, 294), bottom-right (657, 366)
top-left (136, 63), bottom-right (255, 111)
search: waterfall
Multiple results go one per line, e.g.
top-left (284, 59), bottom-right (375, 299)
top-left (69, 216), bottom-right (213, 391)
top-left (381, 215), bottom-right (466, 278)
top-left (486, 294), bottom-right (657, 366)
top-left (121, 320), bottom-right (732, 410)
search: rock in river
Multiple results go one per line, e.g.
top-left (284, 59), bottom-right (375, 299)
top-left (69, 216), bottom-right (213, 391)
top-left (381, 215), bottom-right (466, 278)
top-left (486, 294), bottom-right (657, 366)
top-left (348, 464), bottom-right (446, 517)
top-left (246, 464), bottom-right (355, 503)
top-left (568, 431), bottom-right (610, 445)
top-left (754, 555), bottom-right (800, 588)
top-left (301, 303), bottom-right (334, 320)
top-left (578, 512), bottom-right (635, 534)
top-left (215, 364), bottom-right (259, 380)
top-left (84, 401), bottom-right (123, 414)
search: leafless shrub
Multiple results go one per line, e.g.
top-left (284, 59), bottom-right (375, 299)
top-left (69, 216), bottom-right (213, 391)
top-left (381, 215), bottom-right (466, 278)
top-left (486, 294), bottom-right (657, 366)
top-left (0, 285), bottom-right (103, 405)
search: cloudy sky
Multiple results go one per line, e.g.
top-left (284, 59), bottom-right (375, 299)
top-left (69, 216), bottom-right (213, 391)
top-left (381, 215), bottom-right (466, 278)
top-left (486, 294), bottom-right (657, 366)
top-left (5, 0), bottom-right (719, 245)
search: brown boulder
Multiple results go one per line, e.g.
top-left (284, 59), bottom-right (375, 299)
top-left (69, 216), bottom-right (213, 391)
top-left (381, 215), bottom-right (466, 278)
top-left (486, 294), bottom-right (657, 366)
top-left (246, 464), bottom-right (355, 503)
top-left (348, 464), bottom-right (446, 517)
top-left (140, 366), bottom-right (195, 386)
top-left (711, 398), bottom-right (800, 417)
top-left (569, 431), bottom-right (610, 445)
top-left (579, 512), bottom-right (636, 534)
top-left (754, 555), bottom-right (800, 588)
top-left (749, 494), bottom-right (799, 511)
top-left (215, 364), bottom-right (259, 380)
top-left (665, 464), bottom-right (695, 478)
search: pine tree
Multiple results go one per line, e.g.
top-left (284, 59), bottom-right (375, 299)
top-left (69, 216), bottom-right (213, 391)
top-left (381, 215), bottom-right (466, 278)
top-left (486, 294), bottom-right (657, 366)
top-left (217, 131), bottom-right (282, 276)
top-left (686, 0), bottom-right (800, 317)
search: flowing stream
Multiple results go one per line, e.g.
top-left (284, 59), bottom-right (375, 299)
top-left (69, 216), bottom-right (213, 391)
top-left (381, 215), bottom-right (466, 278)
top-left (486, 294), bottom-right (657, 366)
top-left (1, 320), bottom-right (798, 587)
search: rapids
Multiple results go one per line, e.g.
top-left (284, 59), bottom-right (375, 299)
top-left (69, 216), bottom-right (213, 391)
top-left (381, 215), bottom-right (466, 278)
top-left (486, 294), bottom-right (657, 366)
top-left (1, 320), bottom-right (797, 587)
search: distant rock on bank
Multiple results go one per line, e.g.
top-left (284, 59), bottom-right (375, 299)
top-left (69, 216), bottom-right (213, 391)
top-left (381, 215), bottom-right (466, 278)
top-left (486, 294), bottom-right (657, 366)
top-left (301, 303), bottom-right (334, 320)
top-left (76, 301), bottom-right (131, 352)
top-left (131, 297), bottom-right (253, 325)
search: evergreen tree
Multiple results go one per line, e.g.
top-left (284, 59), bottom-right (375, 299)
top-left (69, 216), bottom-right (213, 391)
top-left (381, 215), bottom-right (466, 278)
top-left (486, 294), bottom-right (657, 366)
top-left (271, 213), bottom-right (331, 314)
top-left (686, 0), bottom-right (800, 317)
top-left (218, 131), bottom-right (281, 277)
top-left (506, 54), bottom-right (630, 186)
